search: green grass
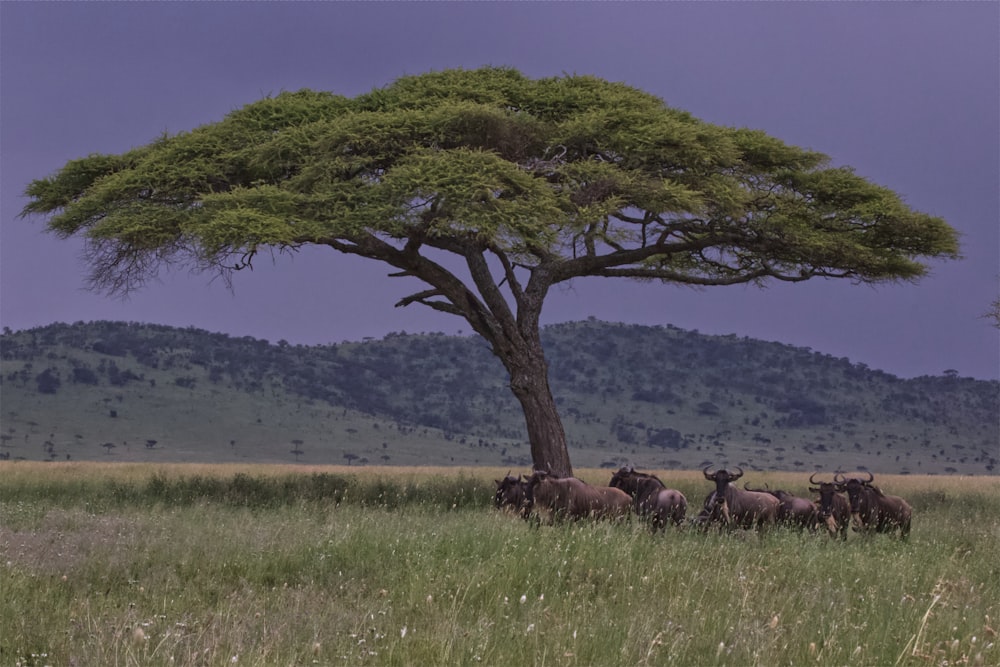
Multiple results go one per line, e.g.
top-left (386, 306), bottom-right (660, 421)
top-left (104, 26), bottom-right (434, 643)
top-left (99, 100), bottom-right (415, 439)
top-left (2, 463), bottom-right (998, 666)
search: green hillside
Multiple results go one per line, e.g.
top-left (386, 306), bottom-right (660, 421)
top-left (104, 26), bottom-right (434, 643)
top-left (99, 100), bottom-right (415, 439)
top-left (1, 320), bottom-right (996, 474)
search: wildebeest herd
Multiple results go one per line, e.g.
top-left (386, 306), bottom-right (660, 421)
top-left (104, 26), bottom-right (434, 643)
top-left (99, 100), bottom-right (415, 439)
top-left (495, 466), bottom-right (912, 538)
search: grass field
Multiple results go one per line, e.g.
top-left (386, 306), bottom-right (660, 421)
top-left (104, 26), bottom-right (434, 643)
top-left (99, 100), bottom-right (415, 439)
top-left (1, 463), bottom-right (997, 666)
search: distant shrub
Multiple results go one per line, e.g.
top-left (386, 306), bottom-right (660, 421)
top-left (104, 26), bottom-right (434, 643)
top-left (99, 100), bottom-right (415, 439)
top-left (72, 367), bottom-right (99, 385)
top-left (35, 368), bottom-right (60, 394)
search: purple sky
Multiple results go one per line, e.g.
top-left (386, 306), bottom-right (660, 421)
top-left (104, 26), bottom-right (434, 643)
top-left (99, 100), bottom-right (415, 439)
top-left (2, 2), bottom-right (998, 380)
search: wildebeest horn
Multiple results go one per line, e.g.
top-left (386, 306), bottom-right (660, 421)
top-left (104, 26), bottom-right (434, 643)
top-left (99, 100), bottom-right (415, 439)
top-left (809, 472), bottom-right (822, 485)
top-left (703, 465), bottom-right (717, 480)
top-left (862, 471), bottom-right (874, 484)
top-left (833, 472), bottom-right (845, 483)
top-left (730, 466), bottom-right (744, 480)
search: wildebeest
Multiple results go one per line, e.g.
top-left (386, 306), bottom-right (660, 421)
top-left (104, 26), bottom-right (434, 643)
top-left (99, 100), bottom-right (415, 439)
top-left (835, 471), bottom-right (912, 538)
top-left (690, 490), bottom-right (728, 531)
top-left (809, 472), bottom-right (851, 540)
top-left (494, 473), bottom-right (530, 519)
top-left (609, 467), bottom-right (688, 530)
top-left (524, 470), bottom-right (632, 523)
top-left (743, 483), bottom-right (819, 531)
top-left (702, 466), bottom-right (780, 529)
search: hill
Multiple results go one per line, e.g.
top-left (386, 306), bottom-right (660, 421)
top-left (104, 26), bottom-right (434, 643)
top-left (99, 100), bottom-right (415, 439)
top-left (1, 320), bottom-right (996, 473)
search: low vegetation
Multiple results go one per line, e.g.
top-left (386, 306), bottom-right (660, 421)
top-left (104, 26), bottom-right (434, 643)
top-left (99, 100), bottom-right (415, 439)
top-left (1, 320), bottom-right (996, 473)
top-left (2, 463), bottom-right (997, 666)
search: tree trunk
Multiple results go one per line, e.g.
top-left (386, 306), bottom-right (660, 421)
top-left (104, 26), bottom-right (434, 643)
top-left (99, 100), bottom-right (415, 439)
top-left (503, 337), bottom-right (573, 477)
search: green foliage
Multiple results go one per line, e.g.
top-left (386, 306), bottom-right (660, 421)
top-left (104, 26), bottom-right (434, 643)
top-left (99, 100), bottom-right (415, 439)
top-left (22, 67), bottom-right (958, 294)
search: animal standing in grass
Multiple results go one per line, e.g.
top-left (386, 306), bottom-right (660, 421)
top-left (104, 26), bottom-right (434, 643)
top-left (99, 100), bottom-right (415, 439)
top-left (836, 472), bottom-right (912, 538)
top-left (608, 467), bottom-right (687, 530)
top-left (524, 471), bottom-right (631, 523)
top-left (809, 472), bottom-right (851, 540)
top-left (702, 466), bottom-right (781, 529)
top-left (743, 483), bottom-right (819, 531)
top-left (494, 474), bottom-right (530, 519)
top-left (690, 491), bottom-right (727, 530)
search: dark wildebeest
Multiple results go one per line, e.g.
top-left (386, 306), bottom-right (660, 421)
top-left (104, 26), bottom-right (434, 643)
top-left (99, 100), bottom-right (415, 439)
top-left (609, 467), bottom-right (688, 530)
top-left (809, 472), bottom-right (851, 540)
top-left (743, 483), bottom-right (819, 531)
top-left (524, 470), bottom-right (631, 523)
top-left (702, 466), bottom-right (780, 529)
top-left (835, 471), bottom-right (912, 538)
top-left (690, 490), bottom-right (728, 531)
top-left (494, 473), bottom-right (530, 519)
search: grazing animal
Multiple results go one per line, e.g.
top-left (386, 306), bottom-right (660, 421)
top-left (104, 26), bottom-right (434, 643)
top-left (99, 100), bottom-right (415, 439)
top-left (743, 483), bottom-right (819, 531)
top-left (809, 472), bottom-right (851, 540)
top-left (609, 467), bottom-right (688, 530)
top-left (702, 466), bottom-right (780, 529)
top-left (835, 472), bottom-right (912, 538)
top-left (690, 490), bottom-right (728, 531)
top-left (524, 471), bottom-right (631, 523)
top-left (494, 473), bottom-right (530, 519)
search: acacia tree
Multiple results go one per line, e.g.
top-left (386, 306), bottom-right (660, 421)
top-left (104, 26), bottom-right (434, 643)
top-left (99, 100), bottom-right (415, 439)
top-left (22, 68), bottom-right (959, 476)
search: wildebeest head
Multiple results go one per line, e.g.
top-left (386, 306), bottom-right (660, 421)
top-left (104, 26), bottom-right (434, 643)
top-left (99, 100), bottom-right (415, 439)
top-left (810, 472), bottom-right (842, 520)
top-left (836, 471), bottom-right (877, 514)
top-left (494, 473), bottom-right (527, 512)
top-left (703, 465), bottom-right (743, 497)
top-left (608, 466), bottom-right (636, 492)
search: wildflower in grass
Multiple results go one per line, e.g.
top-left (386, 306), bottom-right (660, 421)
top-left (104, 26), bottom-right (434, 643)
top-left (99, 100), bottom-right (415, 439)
top-left (400, 626), bottom-right (407, 639)
top-left (520, 594), bottom-right (527, 604)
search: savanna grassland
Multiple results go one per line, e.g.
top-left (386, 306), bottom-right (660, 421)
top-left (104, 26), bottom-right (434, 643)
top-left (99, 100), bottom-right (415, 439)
top-left (1, 463), bottom-right (997, 667)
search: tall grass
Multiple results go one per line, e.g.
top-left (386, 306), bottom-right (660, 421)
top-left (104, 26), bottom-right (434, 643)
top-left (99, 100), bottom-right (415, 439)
top-left (1, 463), bottom-right (997, 666)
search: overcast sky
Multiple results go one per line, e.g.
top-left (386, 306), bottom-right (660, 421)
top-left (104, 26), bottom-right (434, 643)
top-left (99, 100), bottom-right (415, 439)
top-left (2, 2), bottom-right (997, 380)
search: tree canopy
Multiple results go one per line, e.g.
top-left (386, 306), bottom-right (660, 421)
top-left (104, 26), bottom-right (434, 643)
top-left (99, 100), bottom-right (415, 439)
top-left (22, 67), bottom-right (960, 475)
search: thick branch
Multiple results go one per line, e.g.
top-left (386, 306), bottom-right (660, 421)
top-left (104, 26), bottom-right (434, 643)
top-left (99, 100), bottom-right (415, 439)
top-left (314, 232), bottom-right (508, 344)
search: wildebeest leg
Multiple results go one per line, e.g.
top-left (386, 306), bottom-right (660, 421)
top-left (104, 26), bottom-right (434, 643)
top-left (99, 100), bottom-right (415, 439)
top-left (823, 515), bottom-right (840, 539)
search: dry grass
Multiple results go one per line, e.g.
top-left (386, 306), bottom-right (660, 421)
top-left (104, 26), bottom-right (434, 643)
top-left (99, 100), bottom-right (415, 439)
top-left (1, 463), bottom-right (997, 666)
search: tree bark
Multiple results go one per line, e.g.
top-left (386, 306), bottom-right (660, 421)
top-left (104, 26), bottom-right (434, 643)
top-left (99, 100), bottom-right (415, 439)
top-left (502, 336), bottom-right (573, 477)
